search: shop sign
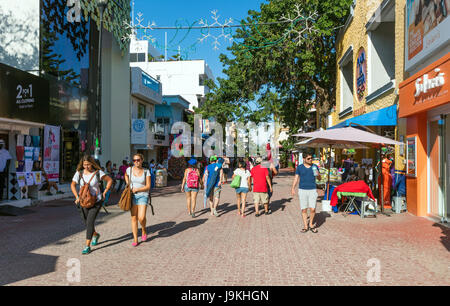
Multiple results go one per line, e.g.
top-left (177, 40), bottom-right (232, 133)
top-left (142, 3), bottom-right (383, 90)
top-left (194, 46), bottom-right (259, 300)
top-left (414, 69), bottom-right (445, 97)
top-left (356, 47), bottom-right (367, 101)
top-left (405, 0), bottom-right (450, 71)
top-left (0, 63), bottom-right (50, 123)
top-left (406, 136), bottom-right (417, 177)
top-left (353, 105), bottom-right (366, 116)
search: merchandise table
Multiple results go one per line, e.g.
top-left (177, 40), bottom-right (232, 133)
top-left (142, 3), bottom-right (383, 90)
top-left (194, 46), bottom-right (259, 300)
top-left (330, 180), bottom-right (376, 217)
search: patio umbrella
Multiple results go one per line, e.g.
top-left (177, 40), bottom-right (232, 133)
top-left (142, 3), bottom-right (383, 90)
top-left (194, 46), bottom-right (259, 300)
top-left (295, 137), bottom-right (369, 199)
top-left (293, 124), bottom-right (404, 214)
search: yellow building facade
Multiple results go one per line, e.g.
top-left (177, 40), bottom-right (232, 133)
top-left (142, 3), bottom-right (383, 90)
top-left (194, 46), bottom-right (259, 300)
top-left (330, 0), bottom-right (407, 172)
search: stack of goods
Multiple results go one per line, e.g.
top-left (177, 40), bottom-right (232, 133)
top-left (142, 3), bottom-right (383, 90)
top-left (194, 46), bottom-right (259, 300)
top-left (16, 134), bottom-right (42, 189)
top-left (168, 157), bottom-right (187, 180)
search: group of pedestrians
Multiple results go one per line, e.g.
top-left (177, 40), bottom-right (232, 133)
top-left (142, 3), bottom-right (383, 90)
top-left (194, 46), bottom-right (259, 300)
top-left (71, 152), bottom-right (322, 254)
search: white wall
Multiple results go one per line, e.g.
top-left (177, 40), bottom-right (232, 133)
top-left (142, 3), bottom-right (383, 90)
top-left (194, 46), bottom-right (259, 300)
top-left (0, 0), bottom-right (39, 71)
top-left (100, 30), bottom-right (131, 166)
top-left (131, 60), bottom-right (214, 110)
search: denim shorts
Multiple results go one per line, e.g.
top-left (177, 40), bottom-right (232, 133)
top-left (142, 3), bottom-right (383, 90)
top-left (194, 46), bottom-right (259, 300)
top-left (185, 183), bottom-right (199, 193)
top-left (132, 194), bottom-right (149, 205)
top-left (235, 187), bottom-right (249, 194)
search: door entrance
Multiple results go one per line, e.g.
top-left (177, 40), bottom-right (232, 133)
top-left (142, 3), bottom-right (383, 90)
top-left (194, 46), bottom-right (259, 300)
top-left (62, 130), bottom-right (80, 182)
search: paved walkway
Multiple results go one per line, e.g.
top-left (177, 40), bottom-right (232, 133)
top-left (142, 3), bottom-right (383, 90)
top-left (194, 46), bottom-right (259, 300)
top-left (0, 169), bottom-right (449, 286)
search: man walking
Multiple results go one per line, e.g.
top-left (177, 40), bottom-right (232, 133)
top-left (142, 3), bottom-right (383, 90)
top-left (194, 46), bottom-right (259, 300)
top-left (203, 155), bottom-right (224, 217)
top-left (251, 157), bottom-right (273, 217)
top-left (291, 153), bottom-right (321, 233)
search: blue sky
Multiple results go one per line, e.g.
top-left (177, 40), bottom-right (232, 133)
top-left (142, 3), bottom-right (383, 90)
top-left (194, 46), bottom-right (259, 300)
top-left (132, 0), bottom-right (267, 82)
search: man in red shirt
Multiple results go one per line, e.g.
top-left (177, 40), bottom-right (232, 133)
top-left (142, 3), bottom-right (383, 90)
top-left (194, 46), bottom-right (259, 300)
top-left (250, 157), bottom-right (273, 217)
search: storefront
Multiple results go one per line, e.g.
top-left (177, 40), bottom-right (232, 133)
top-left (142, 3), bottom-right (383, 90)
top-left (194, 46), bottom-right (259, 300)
top-left (399, 53), bottom-right (450, 220)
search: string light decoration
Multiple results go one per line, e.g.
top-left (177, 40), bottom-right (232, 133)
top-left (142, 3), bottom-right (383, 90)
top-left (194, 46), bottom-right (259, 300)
top-left (122, 7), bottom-right (321, 58)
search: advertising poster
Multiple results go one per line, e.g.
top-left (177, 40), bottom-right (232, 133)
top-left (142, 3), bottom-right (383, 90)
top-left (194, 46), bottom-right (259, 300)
top-left (407, 137), bottom-right (417, 176)
top-left (131, 119), bottom-right (148, 145)
top-left (405, 0), bottom-right (450, 71)
top-left (43, 125), bottom-right (60, 182)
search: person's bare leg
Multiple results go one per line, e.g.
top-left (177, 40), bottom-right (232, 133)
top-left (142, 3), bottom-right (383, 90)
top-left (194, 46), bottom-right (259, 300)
top-left (185, 191), bottom-right (192, 214)
top-left (301, 208), bottom-right (309, 230)
top-left (191, 191), bottom-right (198, 215)
top-left (130, 204), bottom-right (139, 243)
top-left (209, 195), bottom-right (214, 215)
top-left (236, 193), bottom-right (241, 215)
top-left (138, 205), bottom-right (147, 237)
top-left (241, 193), bottom-right (247, 216)
top-left (309, 208), bottom-right (316, 228)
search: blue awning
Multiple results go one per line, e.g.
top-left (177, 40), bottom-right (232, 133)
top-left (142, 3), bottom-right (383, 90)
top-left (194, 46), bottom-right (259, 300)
top-left (330, 104), bottom-right (397, 129)
top-left (155, 104), bottom-right (172, 118)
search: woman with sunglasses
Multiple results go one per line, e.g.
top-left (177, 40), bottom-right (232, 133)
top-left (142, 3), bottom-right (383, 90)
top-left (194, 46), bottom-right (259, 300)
top-left (125, 154), bottom-right (151, 246)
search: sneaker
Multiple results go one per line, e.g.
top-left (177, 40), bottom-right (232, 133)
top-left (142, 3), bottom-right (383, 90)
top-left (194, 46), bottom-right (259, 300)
top-left (56, 191), bottom-right (64, 194)
top-left (46, 191), bottom-right (52, 196)
top-left (91, 233), bottom-right (100, 246)
top-left (82, 246), bottom-right (91, 255)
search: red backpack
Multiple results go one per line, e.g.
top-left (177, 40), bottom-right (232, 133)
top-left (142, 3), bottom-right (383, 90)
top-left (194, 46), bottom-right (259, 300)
top-left (186, 169), bottom-right (199, 188)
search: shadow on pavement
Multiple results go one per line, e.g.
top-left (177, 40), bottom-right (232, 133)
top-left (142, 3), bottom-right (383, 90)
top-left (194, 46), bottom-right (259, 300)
top-left (151, 219), bottom-right (207, 240)
top-left (314, 212), bottom-right (332, 228)
top-left (270, 197), bottom-right (293, 213)
top-left (432, 223), bottom-right (450, 252)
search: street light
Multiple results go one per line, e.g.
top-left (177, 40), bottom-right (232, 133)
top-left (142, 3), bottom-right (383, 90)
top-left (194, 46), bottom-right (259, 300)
top-left (95, 0), bottom-right (108, 158)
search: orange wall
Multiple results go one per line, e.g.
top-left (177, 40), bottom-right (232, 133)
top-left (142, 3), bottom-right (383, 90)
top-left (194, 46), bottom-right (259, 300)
top-left (406, 113), bottom-right (428, 216)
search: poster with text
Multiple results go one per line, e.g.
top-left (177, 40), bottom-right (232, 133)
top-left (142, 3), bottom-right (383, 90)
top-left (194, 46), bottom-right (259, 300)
top-left (43, 125), bottom-right (60, 182)
top-left (405, 0), bottom-right (450, 71)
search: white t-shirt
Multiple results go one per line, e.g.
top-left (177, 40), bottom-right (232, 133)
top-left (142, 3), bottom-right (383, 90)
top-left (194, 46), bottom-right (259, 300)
top-left (72, 170), bottom-right (106, 202)
top-left (0, 149), bottom-right (12, 172)
top-left (127, 167), bottom-right (150, 197)
top-left (233, 168), bottom-right (251, 188)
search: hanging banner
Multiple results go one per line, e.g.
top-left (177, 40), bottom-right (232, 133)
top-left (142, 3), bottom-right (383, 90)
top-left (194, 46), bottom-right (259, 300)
top-left (43, 125), bottom-right (60, 182)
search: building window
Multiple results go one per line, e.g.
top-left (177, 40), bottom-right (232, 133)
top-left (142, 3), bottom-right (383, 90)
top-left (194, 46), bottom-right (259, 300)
top-left (156, 117), bottom-right (170, 134)
top-left (138, 53), bottom-right (146, 62)
top-left (367, 1), bottom-right (395, 96)
top-left (138, 103), bottom-right (146, 119)
top-left (130, 53), bottom-right (138, 62)
top-left (340, 58), bottom-right (353, 113)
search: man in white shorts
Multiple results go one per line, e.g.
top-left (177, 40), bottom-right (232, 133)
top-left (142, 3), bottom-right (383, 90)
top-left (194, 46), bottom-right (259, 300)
top-left (291, 153), bottom-right (321, 233)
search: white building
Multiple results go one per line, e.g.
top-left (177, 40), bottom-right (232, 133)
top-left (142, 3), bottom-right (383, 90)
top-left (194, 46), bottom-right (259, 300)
top-left (129, 38), bottom-right (214, 110)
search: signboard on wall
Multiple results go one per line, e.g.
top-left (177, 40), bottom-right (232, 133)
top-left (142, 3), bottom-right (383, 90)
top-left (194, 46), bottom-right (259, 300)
top-left (406, 136), bottom-right (417, 177)
top-left (43, 125), bottom-right (60, 182)
top-left (131, 119), bottom-right (148, 145)
top-left (405, 0), bottom-right (450, 71)
top-left (356, 47), bottom-right (367, 101)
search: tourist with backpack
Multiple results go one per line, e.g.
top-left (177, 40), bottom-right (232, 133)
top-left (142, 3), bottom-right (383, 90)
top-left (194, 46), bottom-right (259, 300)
top-left (181, 158), bottom-right (202, 218)
top-left (125, 154), bottom-right (151, 247)
top-left (70, 155), bottom-right (113, 255)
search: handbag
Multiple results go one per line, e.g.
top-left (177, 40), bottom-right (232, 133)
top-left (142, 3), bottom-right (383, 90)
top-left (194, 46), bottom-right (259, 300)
top-left (230, 175), bottom-right (241, 189)
top-left (118, 184), bottom-right (132, 211)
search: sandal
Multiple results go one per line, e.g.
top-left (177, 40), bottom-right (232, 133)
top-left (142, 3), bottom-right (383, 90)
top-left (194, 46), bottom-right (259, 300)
top-left (309, 226), bottom-right (318, 233)
top-left (301, 227), bottom-right (309, 233)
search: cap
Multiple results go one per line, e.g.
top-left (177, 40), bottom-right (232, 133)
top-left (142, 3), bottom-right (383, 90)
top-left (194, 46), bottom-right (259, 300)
top-left (209, 155), bottom-right (218, 162)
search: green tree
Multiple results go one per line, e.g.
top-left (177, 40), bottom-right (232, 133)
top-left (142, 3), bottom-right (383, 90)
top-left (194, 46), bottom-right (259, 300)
top-left (197, 0), bottom-right (353, 133)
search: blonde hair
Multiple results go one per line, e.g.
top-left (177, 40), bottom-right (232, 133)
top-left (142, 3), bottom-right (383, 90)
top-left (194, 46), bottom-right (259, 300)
top-left (76, 155), bottom-right (101, 172)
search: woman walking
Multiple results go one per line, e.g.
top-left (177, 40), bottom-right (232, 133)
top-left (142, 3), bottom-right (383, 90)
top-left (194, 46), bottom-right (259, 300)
top-left (232, 160), bottom-right (252, 217)
top-left (181, 158), bottom-right (202, 217)
top-left (71, 155), bottom-right (113, 255)
top-left (125, 154), bottom-right (151, 246)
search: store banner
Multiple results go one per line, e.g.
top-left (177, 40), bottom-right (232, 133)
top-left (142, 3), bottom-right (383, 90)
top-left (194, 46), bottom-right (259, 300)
top-left (405, 0), bottom-right (450, 71)
top-left (43, 125), bottom-right (60, 182)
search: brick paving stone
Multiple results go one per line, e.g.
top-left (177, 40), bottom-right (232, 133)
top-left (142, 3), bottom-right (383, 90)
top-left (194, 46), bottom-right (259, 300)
top-left (0, 169), bottom-right (449, 286)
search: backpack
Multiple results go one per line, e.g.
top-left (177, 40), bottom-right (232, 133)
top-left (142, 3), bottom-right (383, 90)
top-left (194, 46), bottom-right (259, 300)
top-left (186, 168), bottom-right (199, 189)
top-left (78, 171), bottom-right (99, 209)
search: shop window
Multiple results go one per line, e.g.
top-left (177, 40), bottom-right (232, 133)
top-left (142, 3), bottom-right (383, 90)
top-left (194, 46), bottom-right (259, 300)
top-left (138, 103), bottom-right (146, 119)
top-left (130, 53), bottom-right (138, 62)
top-left (366, 0), bottom-right (395, 100)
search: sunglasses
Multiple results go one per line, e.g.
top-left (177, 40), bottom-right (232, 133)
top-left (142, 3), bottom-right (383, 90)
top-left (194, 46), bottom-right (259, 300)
top-left (133, 159), bottom-right (142, 162)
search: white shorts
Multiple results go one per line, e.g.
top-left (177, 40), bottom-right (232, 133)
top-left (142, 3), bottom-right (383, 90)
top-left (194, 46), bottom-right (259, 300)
top-left (298, 189), bottom-right (318, 210)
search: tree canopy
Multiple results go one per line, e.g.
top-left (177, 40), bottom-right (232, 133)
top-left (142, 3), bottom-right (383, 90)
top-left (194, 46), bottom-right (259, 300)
top-left (194, 0), bottom-right (353, 133)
